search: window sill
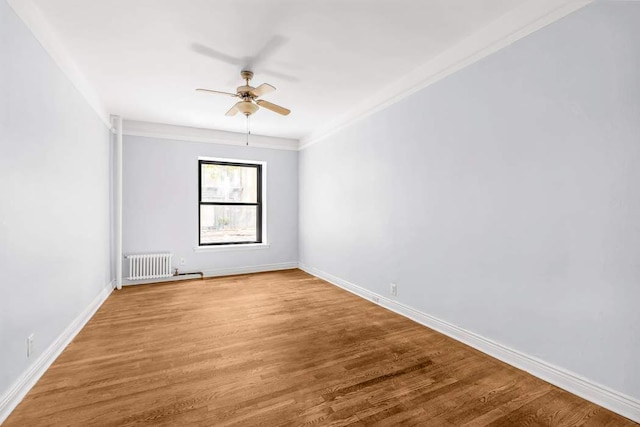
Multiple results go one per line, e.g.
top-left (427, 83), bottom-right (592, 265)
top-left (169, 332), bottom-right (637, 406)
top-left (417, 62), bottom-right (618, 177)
top-left (193, 243), bottom-right (270, 253)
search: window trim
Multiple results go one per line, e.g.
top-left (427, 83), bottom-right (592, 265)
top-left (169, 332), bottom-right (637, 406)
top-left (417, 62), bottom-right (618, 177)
top-left (193, 243), bottom-right (270, 253)
top-left (198, 158), bottom-right (266, 246)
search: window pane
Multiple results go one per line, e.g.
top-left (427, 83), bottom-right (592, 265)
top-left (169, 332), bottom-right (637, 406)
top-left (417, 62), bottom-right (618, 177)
top-left (201, 163), bottom-right (258, 203)
top-left (200, 205), bottom-right (258, 243)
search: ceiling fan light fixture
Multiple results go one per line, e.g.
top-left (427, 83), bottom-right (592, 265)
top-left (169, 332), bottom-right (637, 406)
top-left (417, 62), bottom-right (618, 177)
top-left (196, 70), bottom-right (290, 117)
top-left (237, 101), bottom-right (259, 116)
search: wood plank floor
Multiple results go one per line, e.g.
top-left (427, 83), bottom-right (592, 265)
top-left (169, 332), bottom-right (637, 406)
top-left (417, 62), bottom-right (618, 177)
top-left (5, 269), bottom-right (636, 426)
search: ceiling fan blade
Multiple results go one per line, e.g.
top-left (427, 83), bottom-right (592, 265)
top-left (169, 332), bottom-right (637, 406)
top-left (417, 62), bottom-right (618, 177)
top-left (226, 102), bottom-right (241, 116)
top-left (196, 88), bottom-right (238, 98)
top-left (256, 99), bottom-right (290, 116)
top-left (249, 83), bottom-right (276, 98)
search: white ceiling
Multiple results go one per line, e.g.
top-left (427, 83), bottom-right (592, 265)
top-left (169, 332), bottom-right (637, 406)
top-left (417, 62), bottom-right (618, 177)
top-left (18, 0), bottom-right (587, 141)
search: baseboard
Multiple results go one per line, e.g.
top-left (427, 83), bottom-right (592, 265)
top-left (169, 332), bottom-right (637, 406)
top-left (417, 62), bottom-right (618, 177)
top-left (298, 263), bottom-right (640, 423)
top-left (0, 280), bottom-right (115, 425)
top-left (121, 262), bottom-right (299, 286)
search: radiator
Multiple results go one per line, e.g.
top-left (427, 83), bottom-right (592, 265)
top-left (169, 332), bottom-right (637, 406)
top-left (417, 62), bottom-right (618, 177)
top-left (126, 253), bottom-right (173, 280)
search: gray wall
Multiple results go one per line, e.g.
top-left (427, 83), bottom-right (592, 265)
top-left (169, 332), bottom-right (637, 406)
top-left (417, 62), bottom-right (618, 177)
top-left (0, 0), bottom-right (112, 397)
top-left (299, 2), bottom-right (640, 400)
top-left (123, 136), bottom-right (298, 274)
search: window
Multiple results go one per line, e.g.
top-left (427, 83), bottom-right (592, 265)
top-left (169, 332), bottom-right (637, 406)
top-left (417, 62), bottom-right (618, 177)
top-left (199, 159), bottom-right (263, 245)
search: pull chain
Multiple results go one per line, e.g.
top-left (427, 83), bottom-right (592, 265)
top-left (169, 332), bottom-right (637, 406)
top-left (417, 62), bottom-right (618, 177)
top-left (246, 114), bottom-right (251, 146)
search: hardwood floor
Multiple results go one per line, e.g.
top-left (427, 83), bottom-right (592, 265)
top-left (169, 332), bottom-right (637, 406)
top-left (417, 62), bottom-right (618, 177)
top-left (5, 269), bottom-right (635, 426)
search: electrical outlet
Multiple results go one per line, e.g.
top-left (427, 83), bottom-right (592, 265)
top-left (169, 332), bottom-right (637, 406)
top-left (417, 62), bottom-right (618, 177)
top-left (27, 334), bottom-right (34, 358)
top-left (180, 257), bottom-right (186, 265)
top-left (390, 283), bottom-right (397, 296)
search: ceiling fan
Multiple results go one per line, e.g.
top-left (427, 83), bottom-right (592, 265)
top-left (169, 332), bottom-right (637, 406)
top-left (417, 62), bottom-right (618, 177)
top-left (196, 70), bottom-right (291, 117)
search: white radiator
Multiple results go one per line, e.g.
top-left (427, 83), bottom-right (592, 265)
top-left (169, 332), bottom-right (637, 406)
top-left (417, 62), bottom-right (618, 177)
top-left (126, 253), bottom-right (173, 280)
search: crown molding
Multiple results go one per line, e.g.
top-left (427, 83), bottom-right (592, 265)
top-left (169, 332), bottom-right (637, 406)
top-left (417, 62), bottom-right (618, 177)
top-left (8, 0), bottom-right (593, 146)
top-left (6, 0), bottom-right (111, 128)
top-left (123, 120), bottom-right (300, 151)
top-left (299, 0), bottom-right (593, 150)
